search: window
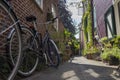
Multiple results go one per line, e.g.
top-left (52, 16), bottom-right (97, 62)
top-left (104, 6), bottom-right (116, 38)
top-left (93, 5), bottom-right (99, 38)
top-left (118, 1), bottom-right (120, 21)
top-left (51, 4), bottom-right (58, 31)
top-left (35, 0), bottom-right (43, 10)
top-left (93, 6), bottom-right (97, 28)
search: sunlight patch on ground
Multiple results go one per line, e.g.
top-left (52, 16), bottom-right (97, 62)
top-left (84, 69), bottom-right (100, 78)
top-left (110, 73), bottom-right (120, 80)
top-left (62, 70), bottom-right (80, 80)
top-left (70, 56), bottom-right (117, 68)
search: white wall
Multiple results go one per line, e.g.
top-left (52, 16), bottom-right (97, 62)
top-left (114, 0), bottom-right (120, 35)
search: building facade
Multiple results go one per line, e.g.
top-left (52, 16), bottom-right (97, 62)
top-left (0, 0), bottom-right (64, 55)
top-left (93, 0), bottom-right (115, 39)
top-left (10, 0), bottom-right (64, 33)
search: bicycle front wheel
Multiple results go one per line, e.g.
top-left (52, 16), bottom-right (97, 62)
top-left (0, 0), bottom-right (22, 80)
top-left (45, 39), bottom-right (60, 67)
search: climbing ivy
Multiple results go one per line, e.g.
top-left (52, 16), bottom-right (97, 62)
top-left (82, 0), bottom-right (94, 55)
top-left (87, 13), bottom-right (93, 47)
top-left (82, 12), bottom-right (88, 48)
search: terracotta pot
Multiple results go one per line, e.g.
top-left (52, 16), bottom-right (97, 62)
top-left (86, 54), bottom-right (93, 59)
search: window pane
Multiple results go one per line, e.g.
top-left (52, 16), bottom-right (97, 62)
top-left (118, 1), bottom-right (120, 21)
top-left (107, 13), bottom-right (113, 31)
top-left (107, 24), bottom-right (112, 38)
top-left (35, 0), bottom-right (43, 9)
top-left (104, 6), bottom-right (116, 38)
top-left (51, 4), bottom-right (58, 31)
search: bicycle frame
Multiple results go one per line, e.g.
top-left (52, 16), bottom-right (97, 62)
top-left (1, 0), bottom-right (22, 40)
top-left (0, 0), bottom-right (23, 80)
top-left (30, 23), bottom-right (51, 56)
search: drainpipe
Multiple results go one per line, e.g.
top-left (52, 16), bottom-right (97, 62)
top-left (90, 0), bottom-right (95, 44)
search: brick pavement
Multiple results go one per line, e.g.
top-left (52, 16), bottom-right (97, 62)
top-left (21, 56), bottom-right (120, 80)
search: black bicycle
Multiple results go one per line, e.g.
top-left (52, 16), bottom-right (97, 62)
top-left (8, 15), bottom-right (60, 76)
top-left (0, 0), bottom-right (22, 80)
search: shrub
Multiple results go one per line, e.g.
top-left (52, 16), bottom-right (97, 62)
top-left (83, 46), bottom-right (101, 56)
top-left (100, 48), bottom-right (112, 61)
top-left (100, 36), bottom-right (120, 61)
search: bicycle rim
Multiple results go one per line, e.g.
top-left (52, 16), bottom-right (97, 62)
top-left (17, 26), bottom-right (39, 76)
top-left (46, 39), bottom-right (60, 67)
top-left (0, 1), bottom-right (22, 80)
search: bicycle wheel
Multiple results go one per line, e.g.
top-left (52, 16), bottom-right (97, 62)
top-left (0, 0), bottom-right (22, 80)
top-left (10, 26), bottom-right (39, 76)
top-left (45, 39), bottom-right (60, 67)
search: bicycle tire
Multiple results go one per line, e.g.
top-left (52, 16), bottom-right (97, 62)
top-left (9, 26), bottom-right (39, 76)
top-left (45, 39), bottom-right (60, 67)
top-left (0, 0), bottom-right (22, 80)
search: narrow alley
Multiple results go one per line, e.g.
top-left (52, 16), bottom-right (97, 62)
top-left (1, 0), bottom-right (120, 80)
top-left (21, 56), bottom-right (120, 80)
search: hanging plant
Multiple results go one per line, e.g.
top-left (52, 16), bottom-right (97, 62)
top-left (46, 12), bottom-right (53, 21)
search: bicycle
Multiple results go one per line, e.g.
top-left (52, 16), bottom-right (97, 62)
top-left (0, 0), bottom-right (22, 80)
top-left (8, 15), bottom-right (60, 76)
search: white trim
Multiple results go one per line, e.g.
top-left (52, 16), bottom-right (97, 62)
top-left (35, 0), bottom-right (43, 10)
top-left (51, 4), bottom-right (59, 31)
top-left (114, 0), bottom-right (120, 35)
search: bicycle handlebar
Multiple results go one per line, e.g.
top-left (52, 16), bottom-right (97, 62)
top-left (38, 17), bottom-right (58, 25)
top-left (51, 17), bottom-right (58, 22)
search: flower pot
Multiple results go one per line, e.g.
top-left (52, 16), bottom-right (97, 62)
top-left (109, 56), bottom-right (119, 65)
top-left (86, 54), bottom-right (93, 59)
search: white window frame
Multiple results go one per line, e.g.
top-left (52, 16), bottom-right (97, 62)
top-left (35, 0), bottom-right (43, 10)
top-left (51, 4), bottom-right (59, 31)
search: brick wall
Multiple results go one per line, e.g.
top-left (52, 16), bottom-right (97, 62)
top-left (93, 0), bottom-right (113, 38)
top-left (4, 0), bottom-right (64, 34)
top-left (10, 0), bottom-right (64, 34)
top-left (0, 3), bottom-right (15, 55)
top-left (0, 0), bottom-right (64, 55)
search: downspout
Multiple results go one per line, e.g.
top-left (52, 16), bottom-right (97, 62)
top-left (90, 0), bottom-right (95, 44)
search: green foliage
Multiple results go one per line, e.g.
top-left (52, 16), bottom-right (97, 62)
top-left (64, 28), bottom-right (80, 54)
top-left (100, 37), bottom-right (108, 43)
top-left (87, 0), bottom-right (91, 12)
top-left (83, 46), bottom-right (101, 56)
top-left (83, 12), bottom-right (88, 46)
top-left (110, 35), bottom-right (120, 48)
top-left (100, 37), bottom-right (112, 48)
top-left (64, 29), bottom-right (71, 39)
top-left (101, 47), bottom-right (120, 60)
top-left (100, 48), bottom-right (112, 60)
top-left (82, 0), bottom-right (86, 2)
top-left (82, 0), bottom-right (93, 55)
top-left (87, 13), bottom-right (93, 46)
top-left (111, 47), bottom-right (120, 59)
top-left (100, 35), bottom-right (120, 61)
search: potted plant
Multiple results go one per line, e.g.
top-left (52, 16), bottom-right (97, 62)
top-left (109, 47), bottom-right (120, 65)
top-left (101, 47), bottom-right (120, 65)
top-left (84, 46), bottom-right (101, 59)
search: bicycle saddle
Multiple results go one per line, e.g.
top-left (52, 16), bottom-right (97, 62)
top-left (26, 15), bottom-right (36, 22)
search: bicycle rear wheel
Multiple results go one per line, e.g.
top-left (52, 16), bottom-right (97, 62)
top-left (0, 0), bottom-right (22, 80)
top-left (12, 26), bottom-right (39, 76)
top-left (45, 39), bottom-right (60, 67)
